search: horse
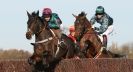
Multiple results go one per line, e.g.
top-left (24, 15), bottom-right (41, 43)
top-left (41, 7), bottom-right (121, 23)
top-left (29, 34), bottom-right (79, 72)
top-left (28, 43), bottom-right (52, 72)
top-left (26, 11), bottom-right (79, 71)
top-left (73, 12), bottom-right (113, 58)
top-left (26, 11), bottom-right (59, 71)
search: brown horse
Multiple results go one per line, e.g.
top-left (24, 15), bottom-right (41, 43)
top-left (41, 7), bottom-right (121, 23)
top-left (26, 11), bottom-right (59, 71)
top-left (26, 11), bottom-right (79, 71)
top-left (73, 12), bottom-right (113, 58)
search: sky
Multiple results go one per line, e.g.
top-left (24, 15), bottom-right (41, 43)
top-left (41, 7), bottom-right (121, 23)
top-left (0, 0), bottom-right (133, 53)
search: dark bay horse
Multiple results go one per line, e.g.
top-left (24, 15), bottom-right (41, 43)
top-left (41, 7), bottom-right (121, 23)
top-left (26, 11), bottom-right (79, 71)
top-left (26, 11), bottom-right (59, 71)
top-left (73, 12), bottom-right (113, 58)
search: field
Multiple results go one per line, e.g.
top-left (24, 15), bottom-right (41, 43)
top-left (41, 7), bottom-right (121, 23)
top-left (0, 59), bottom-right (133, 72)
top-left (0, 43), bottom-right (133, 72)
top-left (0, 59), bottom-right (31, 72)
top-left (55, 58), bottom-right (133, 72)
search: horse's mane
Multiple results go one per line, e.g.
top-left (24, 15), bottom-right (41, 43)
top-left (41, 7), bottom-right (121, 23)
top-left (31, 11), bottom-right (44, 24)
top-left (38, 17), bottom-right (43, 23)
top-left (31, 11), bottom-right (37, 17)
top-left (79, 11), bottom-right (92, 29)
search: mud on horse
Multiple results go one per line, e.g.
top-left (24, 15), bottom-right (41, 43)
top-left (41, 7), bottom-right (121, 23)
top-left (73, 12), bottom-right (112, 58)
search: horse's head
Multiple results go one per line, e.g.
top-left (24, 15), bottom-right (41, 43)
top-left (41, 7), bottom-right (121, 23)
top-left (73, 12), bottom-right (92, 41)
top-left (26, 11), bottom-right (41, 40)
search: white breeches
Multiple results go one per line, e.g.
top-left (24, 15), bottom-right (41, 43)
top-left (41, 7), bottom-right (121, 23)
top-left (99, 25), bottom-right (114, 42)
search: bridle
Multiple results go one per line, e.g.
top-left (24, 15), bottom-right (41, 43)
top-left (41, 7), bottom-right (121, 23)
top-left (27, 16), bottom-right (39, 35)
top-left (76, 16), bottom-right (103, 58)
top-left (35, 29), bottom-right (56, 44)
top-left (27, 16), bottom-right (56, 44)
top-left (76, 18), bottom-right (93, 41)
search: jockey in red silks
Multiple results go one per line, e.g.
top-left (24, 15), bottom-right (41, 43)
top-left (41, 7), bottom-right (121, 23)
top-left (68, 25), bottom-right (80, 59)
top-left (68, 25), bottom-right (77, 43)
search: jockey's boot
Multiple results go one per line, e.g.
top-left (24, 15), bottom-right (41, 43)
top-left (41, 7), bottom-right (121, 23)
top-left (102, 35), bottom-right (108, 53)
top-left (102, 35), bottom-right (107, 49)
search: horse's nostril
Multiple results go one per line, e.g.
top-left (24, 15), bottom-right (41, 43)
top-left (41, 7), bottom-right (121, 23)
top-left (26, 35), bottom-right (31, 39)
top-left (26, 32), bottom-right (32, 39)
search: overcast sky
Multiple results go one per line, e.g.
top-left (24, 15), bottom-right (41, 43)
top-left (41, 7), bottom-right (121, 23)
top-left (0, 0), bottom-right (133, 53)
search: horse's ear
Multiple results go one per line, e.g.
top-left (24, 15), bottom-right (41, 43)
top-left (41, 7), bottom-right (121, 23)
top-left (72, 14), bottom-right (77, 18)
top-left (36, 10), bottom-right (39, 16)
top-left (27, 11), bottom-right (31, 18)
top-left (30, 43), bottom-right (35, 46)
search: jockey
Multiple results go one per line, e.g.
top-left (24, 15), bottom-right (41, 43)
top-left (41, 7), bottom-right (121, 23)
top-left (68, 25), bottom-right (77, 43)
top-left (68, 25), bottom-right (80, 57)
top-left (42, 8), bottom-right (63, 45)
top-left (90, 6), bottom-right (114, 48)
